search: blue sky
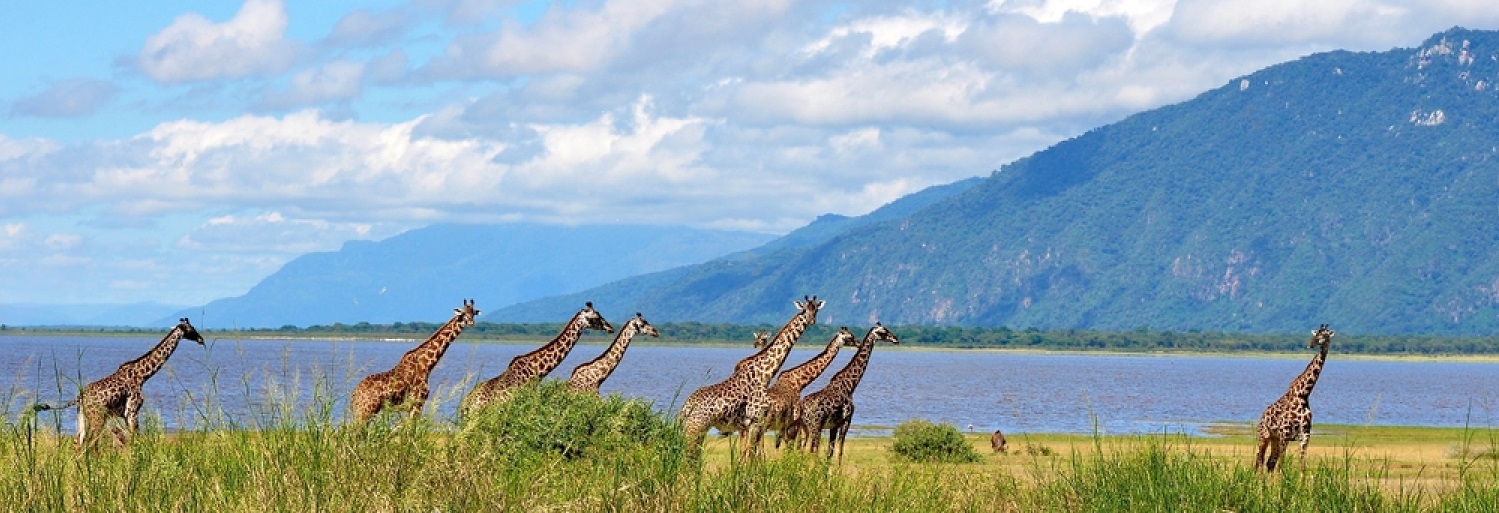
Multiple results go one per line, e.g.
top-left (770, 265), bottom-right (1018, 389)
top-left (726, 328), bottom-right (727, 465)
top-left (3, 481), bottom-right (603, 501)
top-left (2, 0), bottom-right (1496, 307)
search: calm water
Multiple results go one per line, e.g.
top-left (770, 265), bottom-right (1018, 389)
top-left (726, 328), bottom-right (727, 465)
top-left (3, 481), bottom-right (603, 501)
top-left (4, 334), bottom-right (1498, 435)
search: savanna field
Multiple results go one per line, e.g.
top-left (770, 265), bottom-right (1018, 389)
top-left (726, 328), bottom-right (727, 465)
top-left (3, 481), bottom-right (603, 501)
top-left (6, 377), bottom-right (1499, 512)
top-left (5, 309), bottom-right (1499, 512)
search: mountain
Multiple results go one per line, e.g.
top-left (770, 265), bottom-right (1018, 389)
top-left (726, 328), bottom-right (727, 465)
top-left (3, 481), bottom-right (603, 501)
top-left (494, 28), bottom-right (1499, 335)
top-left (487, 177), bottom-right (983, 322)
top-left (164, 223), bottom-right (776, 328)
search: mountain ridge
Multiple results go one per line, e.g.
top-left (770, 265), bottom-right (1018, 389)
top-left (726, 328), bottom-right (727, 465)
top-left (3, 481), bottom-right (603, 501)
top-left (490, 27), bottom-right (1499, 335)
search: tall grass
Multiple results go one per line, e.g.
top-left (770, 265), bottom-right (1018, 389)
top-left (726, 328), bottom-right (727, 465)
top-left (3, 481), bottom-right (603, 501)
top-left (5, 373), bottom-right (1499, 511)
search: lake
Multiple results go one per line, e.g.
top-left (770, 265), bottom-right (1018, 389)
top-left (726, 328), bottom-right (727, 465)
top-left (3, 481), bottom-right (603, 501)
top-left (4, 334), bottom-right (1498, 436)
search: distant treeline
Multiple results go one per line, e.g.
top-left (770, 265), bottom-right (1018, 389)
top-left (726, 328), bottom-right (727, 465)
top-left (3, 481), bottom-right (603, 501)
top-left (13, 321), bottom-right (1499, 356)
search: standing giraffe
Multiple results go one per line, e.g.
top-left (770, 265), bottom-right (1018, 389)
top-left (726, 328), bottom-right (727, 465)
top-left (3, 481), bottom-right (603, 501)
top-left (1255, 324), bottom-right (1335, 473)
top-left (792, 322), bottom-right (899, 464)
top-left (567, 312), bottom-right (659, 394)
top-left (349, 299), bottom-right (479, 424)
top-left (759, 327), bottom-right (857, 451)
top-left (462, 302), bottom-right (613, 415)
top-left (34, 318), bottom-right (205, 449)
top-left (678, 295), bottom-right (824, 461)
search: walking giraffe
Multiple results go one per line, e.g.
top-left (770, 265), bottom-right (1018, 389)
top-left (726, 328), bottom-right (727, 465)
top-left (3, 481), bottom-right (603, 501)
top-left (791, 322), bottom-right (899, 464)
top-left (349, 299), bottom-right (478, 424)
top-left (567, 312), bottom-right (659, 394)
top-left (462, 302), bottom-right (613, 415)
top-left (678, 296), bottom-right (823, 461)
top-left (1255, 324), bottom-right (1335, 472)
top-left (759, 327), bottom-right (857, 451)
top-left (34, 318), bottom-right (205, 449)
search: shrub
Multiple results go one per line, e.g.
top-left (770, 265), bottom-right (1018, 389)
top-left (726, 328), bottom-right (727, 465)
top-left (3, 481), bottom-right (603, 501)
top-left (460, 379), bottom-right (685, 462)
top-left (889, 420), bottom-right (981, 463)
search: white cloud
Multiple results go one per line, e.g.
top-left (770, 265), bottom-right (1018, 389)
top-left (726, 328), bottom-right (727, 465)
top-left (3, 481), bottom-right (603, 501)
top-left (9, 78), bottom-right (118, 118)
top-left (260, 60), bottom-right (367, 109)
top-left (136, 0), bottom-right (298, 83)
top-left (180, 211), bottom-right (377, 254)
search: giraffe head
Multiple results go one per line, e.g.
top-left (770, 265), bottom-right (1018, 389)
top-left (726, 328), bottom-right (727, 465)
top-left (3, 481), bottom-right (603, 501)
top-left (865, 322), bottom-right (899, 345)
top-left (177, 318), bottom-right (205, 345)
top-left (834, 327), bottom-right (858, 347)
top-left (581, 302), bottom-right (614, 333)
top-left (752, 330), bottom-right (771, 348)
top-left (625, 312), bottom-right (660, 338)
top-left (455, 299), bottom-right (481, 326)
top-left (1308, 323), bottom-right (1333, 349)
top-left (795, 295), bottom-right (825, 325)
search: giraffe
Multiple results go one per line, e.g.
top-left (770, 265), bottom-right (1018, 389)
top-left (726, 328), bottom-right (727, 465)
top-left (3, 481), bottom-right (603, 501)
top-left (33, 318), bottom-right (205, 450)
top-left (462, 302), bottom-right (613, 415)
top-left (678, 295), bottom-right (824, 461)
top-left (349, 299), bottom-right (479, 425)
top-left (567, 312), bottom-right (659, 395)
top-left (791, 322), bottom-right (899, 464)
top-left (752, 330), bottom-right (770, 349)
top-left (758, 326), bottom-right (857, 451)
top-left (1255, 324), bottom-right (1335, 473)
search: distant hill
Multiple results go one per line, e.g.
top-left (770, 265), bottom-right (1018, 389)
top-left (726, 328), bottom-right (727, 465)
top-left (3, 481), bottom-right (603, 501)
top-left (163, 223), bottom-right (776, 328)
top-left (494, 28), bottom-right (1499, 335)
top-left (487, 177), bottom-right (983, 322)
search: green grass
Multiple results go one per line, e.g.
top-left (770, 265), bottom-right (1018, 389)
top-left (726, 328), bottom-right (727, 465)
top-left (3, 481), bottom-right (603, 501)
top-left (6, 383), bottom-right (1499, 511)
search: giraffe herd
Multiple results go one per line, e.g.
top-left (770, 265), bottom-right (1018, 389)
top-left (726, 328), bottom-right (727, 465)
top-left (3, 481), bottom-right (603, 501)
top-left (29, 297), bottom-right (1337, 473)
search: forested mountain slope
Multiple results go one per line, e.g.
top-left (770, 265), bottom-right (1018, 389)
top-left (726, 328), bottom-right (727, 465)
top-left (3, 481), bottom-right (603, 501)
top-left (499, 28), bottom-right (1499, 335)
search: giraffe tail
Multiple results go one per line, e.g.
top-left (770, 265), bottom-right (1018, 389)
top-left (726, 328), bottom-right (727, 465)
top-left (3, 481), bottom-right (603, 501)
top-left (33, 399), bottom-right (78, 412)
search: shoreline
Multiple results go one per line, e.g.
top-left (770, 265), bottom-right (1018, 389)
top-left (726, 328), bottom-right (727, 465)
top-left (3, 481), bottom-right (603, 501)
top-left (10, 330), bottom-right (1499, 362)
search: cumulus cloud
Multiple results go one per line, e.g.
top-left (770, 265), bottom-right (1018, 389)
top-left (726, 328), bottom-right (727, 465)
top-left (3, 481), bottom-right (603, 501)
top-left (9, 79), bottom-right (118, 118)
top-left (180, 211), bottom-right (375, 254)
top-left (136, 0), bottom-right (298, 83)
top-left (260, 60), bottom-right (367, 109)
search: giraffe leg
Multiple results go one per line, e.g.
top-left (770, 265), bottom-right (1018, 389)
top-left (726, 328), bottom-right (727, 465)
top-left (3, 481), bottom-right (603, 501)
top-left (74, 409), bottom-right (88, 451)
top-left (1297, 431), bottom-right (1312, 472)
top-left (1254, 436), bottom-right (1269, 472)
top-left (123, 392), bottom-right (142, 442)
top-left (1266, 440), bottom-right (1286, 473)
top-left (835, 418), bottom-right (852, 466)
top-left (681, 417), bottom-right (710, 463)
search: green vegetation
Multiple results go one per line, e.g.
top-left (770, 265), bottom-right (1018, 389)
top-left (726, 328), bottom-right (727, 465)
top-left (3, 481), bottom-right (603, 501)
top-left (15, 321), bottom-right (1499, 356)
top-left (890, 419), bottom-right (982, 463)
top-left (7, 380), bottom-right (1499, 511)
top-left (508, 28), bottom-right (1499, 336)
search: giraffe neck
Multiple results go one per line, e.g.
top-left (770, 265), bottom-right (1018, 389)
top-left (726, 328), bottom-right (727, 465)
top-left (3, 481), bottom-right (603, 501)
top-left (823, 336), bottom-right (876, 398)
top-left (510, 312), bottom-right (590, 377)
top-left (740, 310), bottom-right (813, 387)
top-left (575, 322), bottom-right (641, 379)
top-left (771, 332), bottom-right (846, 392)
top-left (399, 312), bottom-right (469, 378)
top-left (119, 327), bottom-right (187, 383)
top-left (1287, 341), bottom-right (1329, 400)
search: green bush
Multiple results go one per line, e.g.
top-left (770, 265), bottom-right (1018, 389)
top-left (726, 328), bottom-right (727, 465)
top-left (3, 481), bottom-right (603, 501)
top-left (889, 420), bottom-right (981, 463)
top-left (460, 379), bottom-right (685, 462)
